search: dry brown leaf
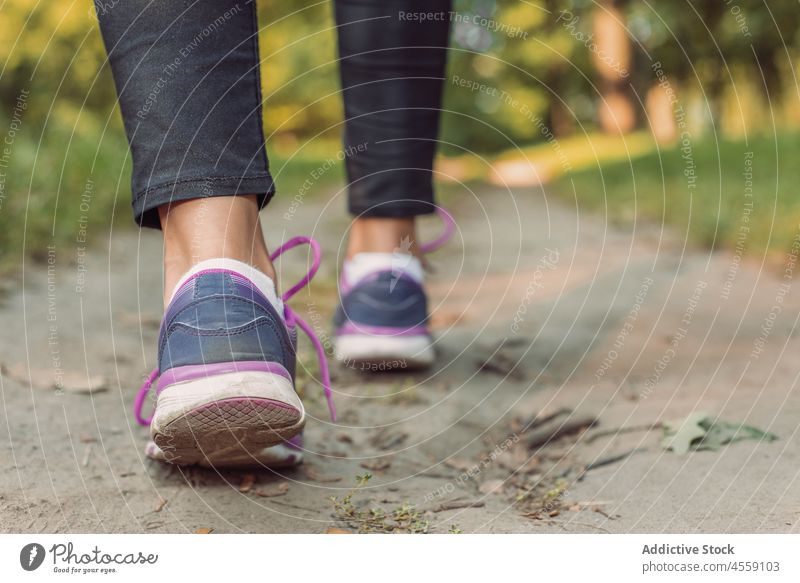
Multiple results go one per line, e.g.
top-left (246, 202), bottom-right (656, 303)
top-left (478, 479), bottom-right (505, 495)
top-left (324, 528), bottom-right (353, 534)
top-left (255, 482), bottom-right (289, 498)
top-left (118, 310), bottom-right (161, 330)
top-left (239, 474), bottom-right (255, 493)
top-left (476, 348), bottom-right (526, 381)
top-left (360, 458), bottom-right (391, 472)
top-left (429, 309), bottom-right (463, 328)
top-left (3, 363), bottom-right (107, 393)
top-left (3, 363), bottom-right (50, 389)
top-left (60, 372), bottom-right (108, 394)
top-left (370, 428), bottom-right (408, 450)
top-left (304, 467), bottom-right (342, 483)
top-left (432, 500), bottom-right (485, 512)
top-left (195, 528), bottom-right (213, 534)
top-left (498, 449), bottom-right (540, 473)
top-left (153, 498), bottom-right (167, 513)
top-left (444, 457), bottom-right (473, 472)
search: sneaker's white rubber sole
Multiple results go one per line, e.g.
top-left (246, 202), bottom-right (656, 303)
top-left (151, 371), bottom-right (304, 465)
top-left (334, 334), bottom-right (435, 370)
top-left (145, 439), bottom-right (303, 469)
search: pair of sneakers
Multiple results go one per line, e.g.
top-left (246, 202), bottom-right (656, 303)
top-left (134, 210), bottom-right (454, 468)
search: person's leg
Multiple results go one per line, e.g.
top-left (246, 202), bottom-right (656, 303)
top-left (334, 0), bottom-right (452, 257)
top-left (97, 1), bottom-right (328, 466)
top-left (332, 0), bottom-right (452, 367)
top-left (96, 0), bottom-right (276, 302)
top-left (159, 195), bottom-right (274, 306)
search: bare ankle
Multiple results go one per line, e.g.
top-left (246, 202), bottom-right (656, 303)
top-left (159, 195), bottom-right (276, 305)
top-left (347, 217), bottom-right (418, 259)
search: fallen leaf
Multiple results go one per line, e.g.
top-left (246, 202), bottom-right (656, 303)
top-left (662, 412), bottom-right (778, 454)
top-left (2, 363), bottom-right (107, 393)
top-left (304, 467), bottom-right (342, 483)
top-left (239, 474), bottom-right (255, 493)
top-left (118, 310), bottom-right (161, 330)
top-left (60, 372), bottom-right (108, 394)
top-left (153, 498), bottom-right (167, 513)
top-left (360, 458), bottom-right (392, 472)
top-left (194, 528), bottom-right (213, 534)
top-left (478, 479), bottom-right (505, 495)
top-left (429, 309), bottom-right (462, 328)
top-left (444, 457), bottom-right (473, 472)
top-left (432, 500), bottom-right (485, 512)
top-left (475, 341), bottom-right (527, 381)
top-left (2, 363), bottom-right (51, 389)
top-left (661, 412), bottom-right (707, 454)
top-left (497, 450), bottom-right (539, 473)
top-left (699, 419), bottom-right (777, 450)
top-left (476, 352), bottom-right (525, 381)
top-left (324, 528), bottom-right (353, 534)
top-left (370, 429), bottom-right (408, 450)
top-left (254, 482), bottom-right (289, 498)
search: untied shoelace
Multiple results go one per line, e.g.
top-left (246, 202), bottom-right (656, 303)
top-left (134, 208), bottom-right (455, 428)
top-left (133, 236), bottom-right (335, 425)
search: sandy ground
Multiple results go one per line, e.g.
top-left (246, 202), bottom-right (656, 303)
top-left (1, 186), bottom-right (799, 533)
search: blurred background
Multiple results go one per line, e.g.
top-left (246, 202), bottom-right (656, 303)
top-left (1, 0), bottom-right (798, 271)
top-left (2, 1), bottom-right (800, 535)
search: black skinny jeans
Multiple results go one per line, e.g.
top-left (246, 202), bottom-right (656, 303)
top-left (96, 0), bottom-right (451, 229)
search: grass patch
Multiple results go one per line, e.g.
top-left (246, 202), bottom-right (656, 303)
top-left (9, 119), bottom-right (793, 273)
top-left (551, 132), bottom-right (800, 259)
top-left (0, 114), bottom-right (132, 273)
top-left (331, 473), bottom-right (430, 534)
top-left (0, 122), bottom-right (345, 273)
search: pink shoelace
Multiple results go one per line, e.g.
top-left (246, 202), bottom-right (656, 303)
top-left (271, 236), bottom-right (336, 422)
top-left (419, 207), bottom-right (456, 254)
top-left (134, 235), bottom-right (335, 426)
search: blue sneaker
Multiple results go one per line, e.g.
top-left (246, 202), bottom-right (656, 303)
top-left (134, 237), bottom-right (335, 466)
top-left (333, 208), bottom-right (454, 370)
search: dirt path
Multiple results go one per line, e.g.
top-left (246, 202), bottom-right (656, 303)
top-left (2, 187), bottom-right (798, 533)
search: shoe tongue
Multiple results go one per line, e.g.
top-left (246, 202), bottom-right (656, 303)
top-left (344, 252), bottom-right (424, 288)
top-left (168, 258), bottom-right (284, 317)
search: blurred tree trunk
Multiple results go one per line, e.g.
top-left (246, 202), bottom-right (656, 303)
top-left (546, 64), bottom-right (574, 137)
top-left (646, 83), bottom-right (677, 143)
top-left (543, 0), bottom-right (573, 137)
top-left (592, 0), bottom-right (635, 134)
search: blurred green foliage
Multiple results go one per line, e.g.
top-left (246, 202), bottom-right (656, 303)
top-left (0, 0), bottom-right (799, 269)
top-left (554, 132), bottom-right (800, 259)
top-left (3, 1), bottom-right (799, 154)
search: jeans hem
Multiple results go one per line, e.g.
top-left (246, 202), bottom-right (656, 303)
top-left (132, 174), bottom-right (277, 229)
top-left (348, 199), bottom-right (436, 218)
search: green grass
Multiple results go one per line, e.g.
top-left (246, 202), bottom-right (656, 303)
top-left (4, 118), bottom-right (797, 274)
top-left (551, 132), bottom-right (800, 259)
top-left (0, 115), bottom-right (131, 273)
top-left (0, 119), bottom-right (344, 273)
